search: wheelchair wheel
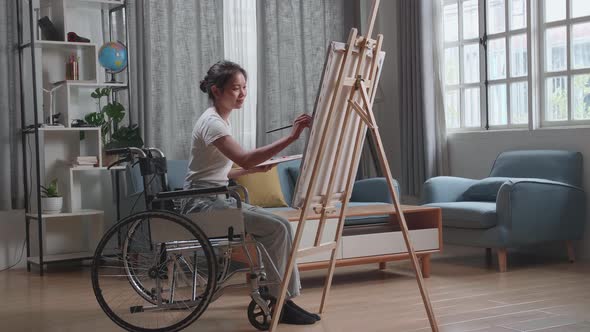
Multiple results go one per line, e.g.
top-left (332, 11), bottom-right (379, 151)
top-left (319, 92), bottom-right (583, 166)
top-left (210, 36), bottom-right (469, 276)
top-left (247, 292), bottom-right (277, 331)
top-left (92, 211), bottom-right (217, 332)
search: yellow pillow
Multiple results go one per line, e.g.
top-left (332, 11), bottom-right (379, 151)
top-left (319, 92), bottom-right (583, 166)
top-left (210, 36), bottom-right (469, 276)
top-left (234, 167), bottom-right (288, 208)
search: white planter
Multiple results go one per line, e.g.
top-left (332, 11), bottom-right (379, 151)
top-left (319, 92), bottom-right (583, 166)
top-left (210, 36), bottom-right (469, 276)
top-left (42, 196), bottom-right (63, 214)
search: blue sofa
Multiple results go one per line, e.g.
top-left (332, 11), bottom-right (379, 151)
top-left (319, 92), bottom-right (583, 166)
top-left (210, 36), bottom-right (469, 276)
top-left (124, 158), bottom-right (399, 226)
top-left (122, 158), bottom-right (445, 274)
top-left (268, 159), bottom-right (398, 225)
top-left (421, 150), bottom-right (586, 272)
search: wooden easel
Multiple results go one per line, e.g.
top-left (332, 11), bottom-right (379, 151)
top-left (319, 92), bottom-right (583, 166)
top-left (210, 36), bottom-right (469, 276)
top-left (269, 1), bottom-right (439, 331)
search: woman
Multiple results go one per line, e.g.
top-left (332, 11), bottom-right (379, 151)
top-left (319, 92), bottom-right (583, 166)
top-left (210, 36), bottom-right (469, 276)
top-left (182, 60), bottom-right (318, 325)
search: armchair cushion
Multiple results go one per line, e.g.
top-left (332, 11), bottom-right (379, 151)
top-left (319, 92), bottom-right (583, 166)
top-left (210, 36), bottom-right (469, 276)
top-left (424, 201), bottom-right (497, 229)
top-left (461, 177), bottom-right (527, 202)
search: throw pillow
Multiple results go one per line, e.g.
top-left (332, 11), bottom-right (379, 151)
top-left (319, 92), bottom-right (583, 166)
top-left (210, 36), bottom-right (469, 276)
top-left (234, 167), bottom-right (288, 208)
top-left (461, 177), bottom-right (513, 202)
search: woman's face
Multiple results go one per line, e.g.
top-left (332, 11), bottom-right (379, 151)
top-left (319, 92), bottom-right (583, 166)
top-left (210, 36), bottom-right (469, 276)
top-left (213, 72), bottom-right (247, 110)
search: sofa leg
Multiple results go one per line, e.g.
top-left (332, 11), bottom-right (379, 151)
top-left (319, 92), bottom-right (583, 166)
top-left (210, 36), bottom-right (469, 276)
top-left (566, 241), bottom-right (575, 263)
top-left (379, 262), bottom-right (387, 270)
top-left (421, 255), bottom-right (431, 278)
top-left (485, 248), bottom-right (492, 265)
top-left (497, 249), bottom-right (507, 273)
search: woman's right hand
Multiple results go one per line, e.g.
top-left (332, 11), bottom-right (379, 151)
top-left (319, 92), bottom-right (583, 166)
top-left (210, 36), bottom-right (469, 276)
top-left (289, 114), bottom-right (312, 141)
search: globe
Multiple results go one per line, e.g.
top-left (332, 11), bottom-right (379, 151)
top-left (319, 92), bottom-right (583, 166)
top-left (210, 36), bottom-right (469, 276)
top-left (98, 41), bottom-right (128, 74)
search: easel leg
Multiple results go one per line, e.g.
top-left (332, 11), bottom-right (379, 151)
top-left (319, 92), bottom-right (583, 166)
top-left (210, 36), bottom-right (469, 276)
top-left (269, 215), bottom-right (310, 332)
top-left (370, 127), bottom-right (439, 331)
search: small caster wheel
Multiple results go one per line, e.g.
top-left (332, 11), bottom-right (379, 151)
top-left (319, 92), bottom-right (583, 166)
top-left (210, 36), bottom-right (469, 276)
top-left (247, 294), bottom-right (276, 331)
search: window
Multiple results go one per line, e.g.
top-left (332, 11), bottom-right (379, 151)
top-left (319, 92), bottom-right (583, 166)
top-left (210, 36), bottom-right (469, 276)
top-left (443, 0), bottom-right (484, 129)
top-left (541, 0), bottom-right (590, 125)
top-left (442, 0), bottom-right (590, 130)
top-left (443, 0), bottom-right (531, 130)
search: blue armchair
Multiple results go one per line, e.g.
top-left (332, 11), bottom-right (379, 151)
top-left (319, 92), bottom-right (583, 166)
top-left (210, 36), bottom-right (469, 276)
top-left (421, 150), bottom-right (586, 272)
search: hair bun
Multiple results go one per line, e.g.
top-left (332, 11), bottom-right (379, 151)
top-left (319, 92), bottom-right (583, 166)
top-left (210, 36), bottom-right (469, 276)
top-left (199, 79), bottom-right (208, 93)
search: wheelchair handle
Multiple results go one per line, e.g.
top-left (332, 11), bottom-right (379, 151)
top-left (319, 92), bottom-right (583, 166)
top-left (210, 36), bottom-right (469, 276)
top-left (105, 147), bottom-right (147, 158)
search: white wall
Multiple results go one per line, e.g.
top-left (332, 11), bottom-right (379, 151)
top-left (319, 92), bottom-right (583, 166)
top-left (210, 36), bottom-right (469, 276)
top-left (448, 127), bottom-right (590, 260)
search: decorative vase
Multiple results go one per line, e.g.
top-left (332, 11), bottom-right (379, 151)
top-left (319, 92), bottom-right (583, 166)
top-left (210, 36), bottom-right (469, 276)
top-left (41, 196), bottom-right (63, 214)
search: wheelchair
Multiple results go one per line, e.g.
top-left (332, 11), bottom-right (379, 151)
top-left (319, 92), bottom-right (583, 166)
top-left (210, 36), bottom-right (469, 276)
top-left (91, 147), bottom-right (282, 332)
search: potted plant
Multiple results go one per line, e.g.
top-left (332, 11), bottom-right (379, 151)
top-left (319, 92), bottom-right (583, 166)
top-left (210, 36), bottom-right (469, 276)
top-left (41, 179), bottom-right (63, 214)
top-left (85, 88), bottom-right (144, 165)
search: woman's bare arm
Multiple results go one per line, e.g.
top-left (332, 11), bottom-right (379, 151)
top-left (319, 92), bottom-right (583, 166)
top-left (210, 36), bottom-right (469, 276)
top-left (213, 114), bottom-right (311, 170)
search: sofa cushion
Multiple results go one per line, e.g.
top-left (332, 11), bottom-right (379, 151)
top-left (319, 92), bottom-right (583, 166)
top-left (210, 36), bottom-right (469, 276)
top-left (286, 165), bottom-right (300, 187)
top-left (461, 177), bottom-right (513, 202)
top-left (266, 202), bottom-right (391, 227)
top-left (276, 160), bottom-right (301, 206)
top-left (423, 202), bottom-right (497, 229)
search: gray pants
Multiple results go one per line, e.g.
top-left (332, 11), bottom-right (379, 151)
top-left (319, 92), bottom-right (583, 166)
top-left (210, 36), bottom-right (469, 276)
top-left (181, 196), bottom-right (301, 298)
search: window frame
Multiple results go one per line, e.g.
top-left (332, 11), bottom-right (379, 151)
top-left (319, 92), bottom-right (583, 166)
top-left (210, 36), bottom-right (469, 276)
top-left (443, 0), bottom-right (533, 132)
top-left (484, 0), bottom-right (532, 130)
top-left (443, 0), bottom-right (487, 131)
top-left (539, 0), bottom-right (590, 127)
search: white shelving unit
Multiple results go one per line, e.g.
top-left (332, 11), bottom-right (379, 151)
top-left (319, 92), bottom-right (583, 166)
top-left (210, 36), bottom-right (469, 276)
top-left (18, 0), bottom-right (129, 274)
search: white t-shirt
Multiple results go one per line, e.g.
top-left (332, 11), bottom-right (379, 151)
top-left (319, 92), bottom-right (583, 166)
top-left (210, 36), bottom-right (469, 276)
top-left (184, 107), bottom-right (233, 189)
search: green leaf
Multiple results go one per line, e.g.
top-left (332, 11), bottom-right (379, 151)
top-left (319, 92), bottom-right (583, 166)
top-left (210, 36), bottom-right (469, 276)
top-left (100, 87), bottom-right (111, 97)
top-left (41, 179), bottom-right (59, 197)
top-left (84, 112), bottom-right (105, 126)
top-left (103, 101), bottom-right (126, 124)
top-left (105, 124), bottom-right (144, 149)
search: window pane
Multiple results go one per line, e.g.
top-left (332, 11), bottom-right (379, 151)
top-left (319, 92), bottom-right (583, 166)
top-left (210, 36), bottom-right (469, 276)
top-left (463, 0), bottom-right (479, 40)
top-left (510, 34), bottom-right (528, 77)
top-left (510, 82), bottom-right (528, 124)
top-left (445, 47), bottom-right (460, 85)
top-left (463, 43), bottom-right (480, 83)
top-left (444, 3), bottom-right (459, 42)
top-left (544, 0), bottom-right (566, 22)
top-left (573, 74), bottom-right (590, 120)
top-left (445, 90), bottom-right (460, 129)
top-left (572, 23), bottom-right (590, 69)
top-left (489, 84), bottom-right (508, 125)
top-left (464, 88), bottom-right (481, 127)
top-left (488, 38), bottom-right (506, 80)
top-left (510, 0), bottom-right (526, 30)
top-left (545, 26), bottom-right (567, 72)
top-left (545, 76), bottom-right (568, 121)
top-left (572, 0), bottom-right (590, 19)
top-left (488, 0), bottom-right (506, 34)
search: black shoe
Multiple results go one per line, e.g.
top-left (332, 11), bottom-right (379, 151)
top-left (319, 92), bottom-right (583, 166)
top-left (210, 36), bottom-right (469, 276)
top-left (286, 300), bottom-right (321, 321)
top-left (279, 302), bottom-right (317, 325)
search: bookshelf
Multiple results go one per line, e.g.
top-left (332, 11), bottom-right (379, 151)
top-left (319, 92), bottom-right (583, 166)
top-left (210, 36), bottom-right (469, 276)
top-left (17, 0), bottom-right (129, 275)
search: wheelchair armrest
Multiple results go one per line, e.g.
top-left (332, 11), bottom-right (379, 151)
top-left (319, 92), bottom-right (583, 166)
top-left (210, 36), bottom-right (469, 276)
top-left (154, 186), bottom-right (244, 208)
top-left (228, 184), bottom-right (250, 204)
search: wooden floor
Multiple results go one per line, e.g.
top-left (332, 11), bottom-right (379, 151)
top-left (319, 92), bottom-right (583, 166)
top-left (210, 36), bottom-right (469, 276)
top-left (2, 247), bottom-right (590, 332)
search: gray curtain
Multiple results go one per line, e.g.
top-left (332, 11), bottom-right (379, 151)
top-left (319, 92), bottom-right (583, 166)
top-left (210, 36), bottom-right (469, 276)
top-left (0, 0), bottom-right (24, 210)
top-left (127, 0), bottom-right (223, 159)
top-left (256, 0), bottom-right (355, 154)
top-left (398, 0), bottom-right (448, 196)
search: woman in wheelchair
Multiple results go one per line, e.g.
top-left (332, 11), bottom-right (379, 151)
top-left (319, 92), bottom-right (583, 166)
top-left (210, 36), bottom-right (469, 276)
top-left (181, 60), bottom-right (317, 325)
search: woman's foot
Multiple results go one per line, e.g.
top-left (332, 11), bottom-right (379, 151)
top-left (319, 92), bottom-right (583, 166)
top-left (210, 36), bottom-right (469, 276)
top-left (286, 300), bottom-right (321, 321)
top-left (279, 302), bottom-right (317, 325)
